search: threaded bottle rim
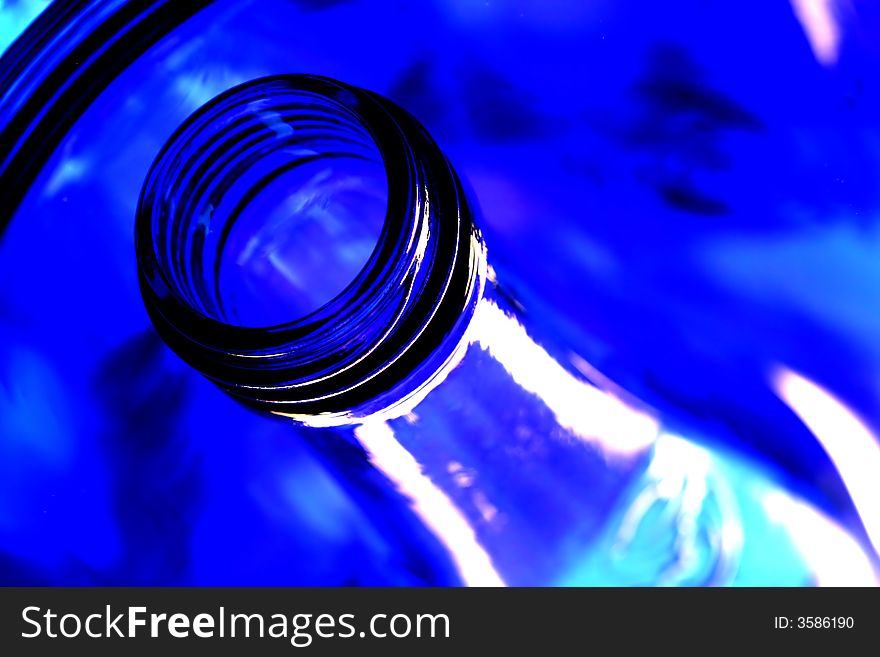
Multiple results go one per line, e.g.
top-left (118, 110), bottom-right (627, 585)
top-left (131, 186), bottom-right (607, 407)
top-left (135, 74), bottom-right (485, 423)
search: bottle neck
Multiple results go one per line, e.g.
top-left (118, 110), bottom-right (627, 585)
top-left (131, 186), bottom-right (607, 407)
top-left (350, 282), bottom-right (879, 586)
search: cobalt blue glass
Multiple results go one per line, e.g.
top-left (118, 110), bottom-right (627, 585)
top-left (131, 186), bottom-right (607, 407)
top-left (136, 74), bottom-right (878, 585)
top-left (2, 0), bottom-right (880, 585)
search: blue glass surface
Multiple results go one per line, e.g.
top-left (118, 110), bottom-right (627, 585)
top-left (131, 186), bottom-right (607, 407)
top-left (1, 0), bottom-right (880, 585)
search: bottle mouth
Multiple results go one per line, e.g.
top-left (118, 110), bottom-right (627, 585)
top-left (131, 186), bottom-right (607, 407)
top-left (135, 74), bottom-right (485, 423)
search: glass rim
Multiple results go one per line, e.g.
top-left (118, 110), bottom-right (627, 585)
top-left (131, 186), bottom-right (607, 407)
top-left (135, 73), bottom-right (486, 419)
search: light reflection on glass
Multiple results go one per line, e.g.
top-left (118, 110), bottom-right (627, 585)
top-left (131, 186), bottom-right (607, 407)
top-left (355, 420), bottom-right (506, 587)
top-left (772, 366), bottom-right (880, 556)
top-left (790, 0), bottom-right (842, 66)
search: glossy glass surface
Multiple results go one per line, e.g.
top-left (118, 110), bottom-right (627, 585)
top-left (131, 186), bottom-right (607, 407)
top-left (2, 0), bottom-right (880, 585)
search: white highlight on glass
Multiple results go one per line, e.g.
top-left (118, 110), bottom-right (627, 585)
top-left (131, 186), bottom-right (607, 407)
top-left (762, 490), bottom-right (878, 586)
top-left (354, 420), bottom-right (506, 587)
top-left (772, 366), bottom-right (880, 557)
top-left (470, 299), bottom-right (659, 457)
top-left (790, 0), bottom-right (841, 66)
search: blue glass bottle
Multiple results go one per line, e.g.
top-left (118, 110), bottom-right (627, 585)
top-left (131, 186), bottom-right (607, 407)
top-left (4, 0), bottom-right (880, 586)
top-left (135, 75), bottom-right (880, 586)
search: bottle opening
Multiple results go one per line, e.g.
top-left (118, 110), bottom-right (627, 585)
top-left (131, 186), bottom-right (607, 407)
top-left (217, 146), bottom-right (387, 328)
top-left (136, 75), bottom-right (484, 420)
top-left (143, 81), bottom-right (387, 328)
